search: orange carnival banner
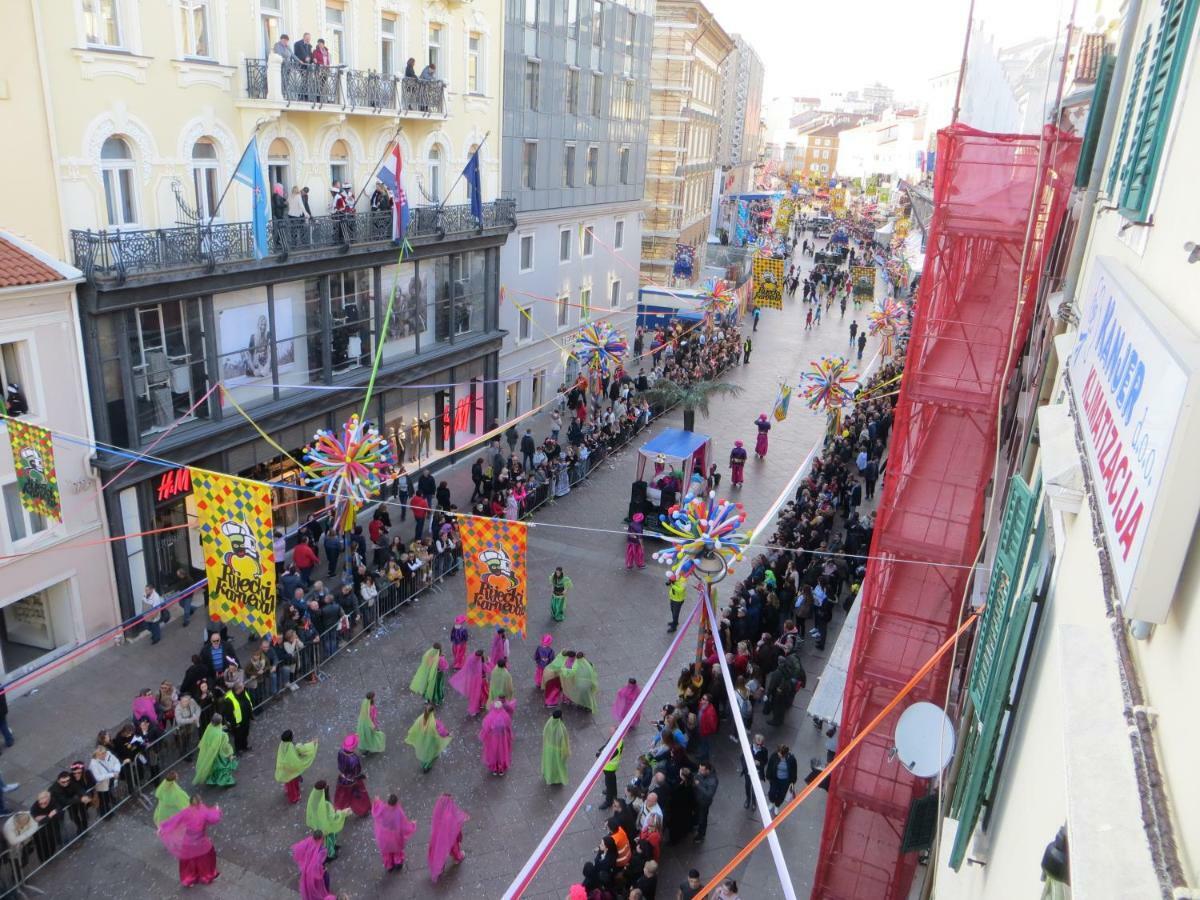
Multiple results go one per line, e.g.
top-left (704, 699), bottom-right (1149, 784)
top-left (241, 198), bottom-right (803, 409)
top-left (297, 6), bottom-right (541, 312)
top-left (459, 517), bottom-right (529, 636)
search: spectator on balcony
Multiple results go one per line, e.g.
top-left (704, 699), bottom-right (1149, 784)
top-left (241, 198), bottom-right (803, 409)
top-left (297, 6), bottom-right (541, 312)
top-left (405, 58), bottom-right (417, 78)
top-left (271, 183), bottom-right (287, 220)
top-left (313, 39), bottom-right (331, 66)
top-left (370, 182), bottom-right (393, 239)
top-left (420, 62), bottom-right (437, 81)
top-left (273, 34), bottom-right (293, 61)
top-left (294, 32), bottom-right (314, 65)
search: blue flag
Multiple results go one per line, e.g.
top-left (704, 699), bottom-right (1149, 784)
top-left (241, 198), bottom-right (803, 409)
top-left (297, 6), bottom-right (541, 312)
top-left (233, 139), bottom-right (269, 259)
top-left (462, 150), bottom-right (482, 223)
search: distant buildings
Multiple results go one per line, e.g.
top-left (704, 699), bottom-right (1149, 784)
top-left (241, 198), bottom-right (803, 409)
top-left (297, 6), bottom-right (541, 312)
top-left (835, 110), bottom-right (927, 182)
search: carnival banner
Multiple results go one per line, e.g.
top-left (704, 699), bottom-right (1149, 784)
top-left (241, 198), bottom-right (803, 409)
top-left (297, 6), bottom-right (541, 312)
top-left (851, 265), bottom-right (877, 291)
top-left (751, 257), bottom-right (785, 310)
top-left (831, 187), bottom-right (847, 215)
top-left (6, 420), bottom-right (61, 521)
top-left (460, 517), bottom-right (529, 636)
top-left (190, 468), bottom-right (276, 635)
top-left (772, 383), bottom-right (793, 422)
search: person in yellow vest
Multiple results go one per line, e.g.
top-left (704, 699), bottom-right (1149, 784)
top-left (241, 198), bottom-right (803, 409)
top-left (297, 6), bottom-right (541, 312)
top-left (221, 682), bottom-right (254, 755)
top-left (667, 573), bottom-right (688, 632)
top-left (598, 728), bottom-right (623, 810)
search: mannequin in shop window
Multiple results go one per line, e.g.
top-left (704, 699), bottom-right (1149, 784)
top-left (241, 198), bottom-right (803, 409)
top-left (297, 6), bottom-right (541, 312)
top-left (419, 414), bottom-right (432, 456)
top-left (409, 418), bottom-right (421, 462)
top-left (389, 425), bottom-right (406, 473)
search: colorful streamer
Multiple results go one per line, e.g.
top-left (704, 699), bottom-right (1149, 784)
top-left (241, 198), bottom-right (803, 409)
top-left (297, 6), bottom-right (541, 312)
top-left (653, 491), bottom-right (749, 581)
top-left (303, 415), bottom-right (394, 533)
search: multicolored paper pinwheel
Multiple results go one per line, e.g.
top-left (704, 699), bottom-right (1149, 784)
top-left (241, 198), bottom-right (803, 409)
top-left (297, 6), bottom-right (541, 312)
top-left (798, 356), bottom-right (860, 435)
top-left (653, 491), bottom-right (749, 581)
top-left (304, 414), bottom-right (394, 533)
top-left (573, 323), bottom-right (627, 376)
top-left (869, 299), bottom-right (907, 358)
top-left (699, 278), bottom-right (736, 318)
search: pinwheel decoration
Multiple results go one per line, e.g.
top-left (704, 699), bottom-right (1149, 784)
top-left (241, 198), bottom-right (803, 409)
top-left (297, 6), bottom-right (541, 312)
top-left (574, 322), bottom-right (627, 377)
top-left (304, 414), bottom-right (394, 533)
top-left (653, 491), bottom-right (749, 582)
top-left (700, 278), bottom-right (736, 319)
top-left (868, 299), bottom-right (907, 358)
top-left (798, 356), bottom-right (860, 436)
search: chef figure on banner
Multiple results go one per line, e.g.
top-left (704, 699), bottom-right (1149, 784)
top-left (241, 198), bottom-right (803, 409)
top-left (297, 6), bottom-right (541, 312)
top-left (221, 520), bottom-right (264, 582)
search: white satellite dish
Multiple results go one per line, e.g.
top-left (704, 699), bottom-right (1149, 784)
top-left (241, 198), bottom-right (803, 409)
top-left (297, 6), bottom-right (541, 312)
top-left (893, 701), bottom-right (955, 778)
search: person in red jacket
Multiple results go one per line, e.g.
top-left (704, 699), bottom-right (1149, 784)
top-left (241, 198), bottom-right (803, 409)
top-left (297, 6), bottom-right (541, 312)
top-left (292, 537), bottom-right (318, 586)
top-left (410, 494), bottom-right (430, 540)
top-left (696, 695), bottom-right (719, 764)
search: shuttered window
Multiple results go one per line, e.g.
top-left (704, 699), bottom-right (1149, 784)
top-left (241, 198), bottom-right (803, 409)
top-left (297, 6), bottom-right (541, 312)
top-left (1106, 26), bottom-right (1151, 197)
top-left (1076, 54), bottom-right (1115, 188)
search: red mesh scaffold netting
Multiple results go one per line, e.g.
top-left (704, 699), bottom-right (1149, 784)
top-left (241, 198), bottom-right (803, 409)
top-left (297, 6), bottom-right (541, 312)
top-left (810, 124), bottom-right (1079, 900)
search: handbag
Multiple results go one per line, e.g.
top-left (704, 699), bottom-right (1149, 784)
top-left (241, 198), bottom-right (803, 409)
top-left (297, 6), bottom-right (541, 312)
top-left (160, 606), bottom-right (172, 624)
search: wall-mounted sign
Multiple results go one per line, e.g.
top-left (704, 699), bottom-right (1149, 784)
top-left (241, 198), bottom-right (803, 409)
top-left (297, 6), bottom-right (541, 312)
top-left (1067, 257), bottom-right (1200, 622)
top-left (155, 467), bottom-right (192, 503)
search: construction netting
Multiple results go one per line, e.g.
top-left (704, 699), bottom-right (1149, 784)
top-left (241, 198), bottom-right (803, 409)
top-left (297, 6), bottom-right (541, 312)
top-left (811, 124), bottom-right (1080, 900)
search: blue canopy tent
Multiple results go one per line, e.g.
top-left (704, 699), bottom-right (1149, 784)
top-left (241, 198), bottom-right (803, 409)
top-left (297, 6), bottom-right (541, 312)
top-left (630, 428), bottom-right (713, 531)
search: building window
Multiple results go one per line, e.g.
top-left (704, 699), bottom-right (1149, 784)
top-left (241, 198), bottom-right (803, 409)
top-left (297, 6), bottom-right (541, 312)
top-left (557, 293), bottom-right (569, 327)
top-left (586, 146), bottom-right (598, 185)
top-left (517, 305), bottom-right (531, 341)
top-left (191, 139), bottom-right (220, 221)
top-left (85, 0), bottom-right (123, 48)
top-left (267, 138), bottom-right (290, 192)
top-left (522, 141), bottom-right (537, 189)
top-left (101, 136), bottom-right (137, 227)
top-left (559, 227), bottom-right (572, 262)
top-left (565, 0), bottom-right (579, 38)
top-left (567, 67), bottom-right (580, 114)
top-left (582, 224), bottom-right (594, 256)
top-left (180, 0), bottom-right (212, 58)
top-left (618, 146), bottom-right (630, 184)
top-left (468, 33), bottom-right (481, 93)
top-left (613, 218), bottom-right (624, 248)
top-left (525, 59), bottom-right (540, 110)
top-left (325, 3), bottom-right (347, 66)
top-left (428, 144), bottom-right (443, 202)
top-left (3, 482), bottom-right (48, 545)
top-left (259, 0), bottom-right (283, 57)
top-left (380, 15), bottom-right (397, 75)
top-left (563, 143), bottom-right (576, 187)
top-left (329, 138), bottom-right (350, 191)
top-left (592, 0), bottom-right (603, 46)
top-left (128, 299), bottom-right (209, 437)
top-left (610, 278), bottom-right (621, 308)
top-left (580, 286), bottom-right (591, 320)
top-left (591, 72), bottom-right (603, 116)
top-left (505, 381), bottom-right (520, 419)
top-left (525, 0), bottom-right (539, 27)
top-left (427, 23), bottom-right (443, 71)
top-left (0, 342), bottom-right (33, 416)
top-left (519, 233), bottom-right (534, 272)
top-left (532, 370), bottom-right (545, 407)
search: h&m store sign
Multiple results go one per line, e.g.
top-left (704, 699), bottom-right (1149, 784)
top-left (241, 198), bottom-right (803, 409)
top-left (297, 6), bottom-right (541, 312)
top-left (1067, 257), bottom-right (1200, 623)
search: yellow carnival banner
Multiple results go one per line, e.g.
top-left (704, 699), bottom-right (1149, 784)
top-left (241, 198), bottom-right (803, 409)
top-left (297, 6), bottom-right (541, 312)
top-left (459, 517), bottom-right (528, 636)
top-left (6, 420), bottom-right (61, 521)
top-left (190, 468), bottom-right (276, 635)
top-left (831, 187), bottom-right (847, 214)
top-left (851, 266), bottom-right (877, 289)
top-left (752, 257), bottom-right (785, 310)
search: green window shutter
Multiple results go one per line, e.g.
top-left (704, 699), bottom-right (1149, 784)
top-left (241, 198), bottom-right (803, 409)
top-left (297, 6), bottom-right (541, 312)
top-left (1106, 26), bottom-right (1152, 197)
top-left (1118, 0), bottom-right (1200, 221)
top-left (1076, 54), bottom-right (1115, 188)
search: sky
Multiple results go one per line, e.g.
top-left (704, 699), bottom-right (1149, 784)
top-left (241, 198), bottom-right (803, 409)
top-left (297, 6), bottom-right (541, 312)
top-left (702, 0), bottom-right (1076, 107)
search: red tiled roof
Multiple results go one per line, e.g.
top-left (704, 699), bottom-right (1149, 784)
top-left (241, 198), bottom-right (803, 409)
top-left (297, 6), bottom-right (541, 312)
top-left (0, 238), bottom-right (66, 288)
top-left (1075, 33), bottom-right (1105, 82)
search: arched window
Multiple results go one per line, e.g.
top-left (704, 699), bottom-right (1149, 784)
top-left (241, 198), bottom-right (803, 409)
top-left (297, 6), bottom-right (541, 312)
top-left (191, 138), bottom-right (219, 220)
top-left (329, 139), bottom-right (350, 191)
top-left (267, 138), bottom-right (291, 192)
top-left (101, 136), bottom-right (137, 227)
top-left (428, 144), bottom-right (443, 203)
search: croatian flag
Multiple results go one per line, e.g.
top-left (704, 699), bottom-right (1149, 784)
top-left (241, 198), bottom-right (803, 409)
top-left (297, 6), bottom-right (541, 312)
top-left (377, 142), bottom-right (410, 241)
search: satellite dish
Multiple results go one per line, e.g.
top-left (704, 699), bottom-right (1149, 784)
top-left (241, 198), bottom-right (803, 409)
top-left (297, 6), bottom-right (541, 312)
top-left (893, 702), bottom-right (955, 778)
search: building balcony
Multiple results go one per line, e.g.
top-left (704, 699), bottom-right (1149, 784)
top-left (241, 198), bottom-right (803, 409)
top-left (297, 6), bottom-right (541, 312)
top-left (242, 57), bottom-right (448, 118)
top-left (70, 201), bottom-right (516, 285)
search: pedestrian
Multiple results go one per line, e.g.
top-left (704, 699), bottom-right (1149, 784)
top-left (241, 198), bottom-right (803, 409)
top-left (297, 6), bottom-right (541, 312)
top-left (0, 688), bottom-right (14, 747)
top-left (848, 319), bottom-right (858, 347)
top-left (695, 695), bottom-right (718, 762)
top-left (409, 642), bottom-right (448, 705)
top-left (449, 614), bottom-right (470, 669)
top-left (275, 729), bottom-right (318, 804)
top-left (357, 693), bottom-right (386, 754)
top-left (292, 831), bottom-right (333, 900)
top-left (305, 782), bottom-right (350, 860)
top-left (410, 492), bottom-right (430, 539)
top-left (292, 536), bottom-right (318, 586)
top-left (714, 878), bottom-right (741, 900)
top-left (765, 744), bottom-right (798, 815)
top-left (541, 710), bottom-right (570, 786)
top-left (470, 458), bottom-right (486, 502)
top-left (864, 456), bottom-right (879, 500)
top-left (729, 440), bottom-right (747, 487)
top-left (805, 308), bottom-right (813, 330)
top-left (679, 868), bottom-right (704, 900)
top-left (333, 734), bottom-right (370, 817)
top-left (626, 512), bottom-right (646, 569)
top-left (87, 745), bottom-right (120, 816)
top-left (153, 771), bottom-right (189, 826)
top-left (521, 428), bottom-right (536, 471)
top-left (221, 681), bottom-right (253, 754)
top-left (533, 634), bottom-right (556, 688)
top-left (752, 306), bottom-right (760, 331)
top-left (449, 649), bottom-right (489, 716)
top-left (192, 715), bottom-right (237, 787)
top-left (479, 700), bottom-right (514, 776)
top-left (667, 572), bottom-right (687, 631)
top-left (814, 301), bottom-right (822, 324)
top-left (489, 626), bottom-right (510, 666)
top-left (549, 566), bottom-right (573, 622)
top-left (427, 793), bottom-right (469, 882)
top-left (157, 795), bottom-right (222, 887)
top-left (372, 794), bottom-right (417, 872)
top-left (754, 413), bottom-right (771, 459)
top-left (740, 733), bottom-right (769, 809)
top-left (857, 331), bottom-right (867, 361)
top-left (692, 762), bottom-right (718, 843)
top-left (598, 730), bottom-right (624, 809)
top-left (405, 703), bottom-right (451, 773)
top-left (143, 585), bottom-right (164, 644)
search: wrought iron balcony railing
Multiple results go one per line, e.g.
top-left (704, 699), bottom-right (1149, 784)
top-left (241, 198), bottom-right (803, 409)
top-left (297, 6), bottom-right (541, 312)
top-left (244, 59), bottom-right (447, 115)
top-left (70, 201), bottom-right (517, 284)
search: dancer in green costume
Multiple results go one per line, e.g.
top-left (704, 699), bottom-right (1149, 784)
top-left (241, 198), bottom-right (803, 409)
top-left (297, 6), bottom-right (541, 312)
top-left (405, 703), bottom-right (451, 772)
top-left (409, 643), bottom-right (448, 705)
top-left (357, 693), bottom-right (386, 753)
top-left (153, 772), bottom-right (189, 825)
top-left (306, 781), bottom-right (350, 859)
top-left (193, 714), bottom-right (238, 787)
top-left (541, 710), bottom-right (570, 785)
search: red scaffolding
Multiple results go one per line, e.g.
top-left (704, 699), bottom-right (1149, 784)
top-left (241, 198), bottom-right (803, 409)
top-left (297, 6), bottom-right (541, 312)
top-left (811, 125), bottom-right (1079, 900)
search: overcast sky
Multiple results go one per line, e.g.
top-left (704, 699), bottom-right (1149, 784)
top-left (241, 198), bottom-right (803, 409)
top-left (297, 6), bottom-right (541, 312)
top-left (702, 0), bottom-right (1077, 106)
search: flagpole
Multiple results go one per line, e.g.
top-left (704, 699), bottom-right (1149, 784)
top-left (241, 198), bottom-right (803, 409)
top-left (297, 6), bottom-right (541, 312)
top-left (434, 130), bottom-right (491, 214)
top-left (353, 122), bottom-right (404, 210)
top-left (206, 119), bottom-right (270, 225)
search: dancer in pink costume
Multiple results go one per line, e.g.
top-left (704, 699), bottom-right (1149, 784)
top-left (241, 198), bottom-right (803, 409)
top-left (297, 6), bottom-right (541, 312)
top-left (625, 513), bottom-right (646, 569)
top-left (291, 831), bottom-right (334, 900)
top-left (532, 634), bottom-right (555, 688)
top-left (157, 796), bottom-right (222, 886)
top-left (449, 649), bottom-right (489, 716)
top-left (489, 627), bottom-right (510, 665)
top-left (610, 677), bottom-right (642, 727)
top-left (427, 793), bottom-right (470, 883)
top-left (371, 794), bottom-right (417, 872)
top-left (729, 440), bottom-right (747, 487)
top-left (478, 700), bottom-right (515, 776)
top-left (754, 413), bottom-right (771, 458)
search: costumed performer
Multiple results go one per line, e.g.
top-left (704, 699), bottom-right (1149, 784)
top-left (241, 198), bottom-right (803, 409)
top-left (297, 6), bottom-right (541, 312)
top-left (153, 771), bottom-right (189, 826)
top-left (371, 794), bottom-right (417, 873)
top-left (562, 651), bottom-right (599, 713)
top-left (157, 795), bottom-right (221, 887)
top-left (409, 642), bottom-right (448, 705)
top-left (306, 781), bottom-right (350, 860)
top-left (449, 615), bottom-right (470, 669)
top-left (549, 566), bottom-right (573, 622)
top-left (292, 831), bottom-right (334, 900)
top-left (625, 513), bottom-right (646, 569)
top-left (611, 678), bottom-right (642, 727)
top-left (405, 703), bottom-right (451, 773)
top-left (479, 700), bottom-right (515, 776)
top-left (357, 693), bottom-right (386, 754)
top-left (275, 729), bottom-right (318, 804)
top-left (541, 710), bottom-right (571, 786)
top-left (428, 793), bottom-right (469, 883)
top-left (729, 440), bottom-right (747, 487)
top-left (487, 657), bottom-right (515, 704)
top-left (532, 634), bottom-right (555, 688)
top-left (192, 714), bottom-right (237, 787)
top-left (754, 414), bottom-right (771, 459)
top-left (333, 734), bottom-right (370, 817)
top-left (449, 649), bottom-right (489, 716)
top-left (489, 627), bottom-right (510, 666)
